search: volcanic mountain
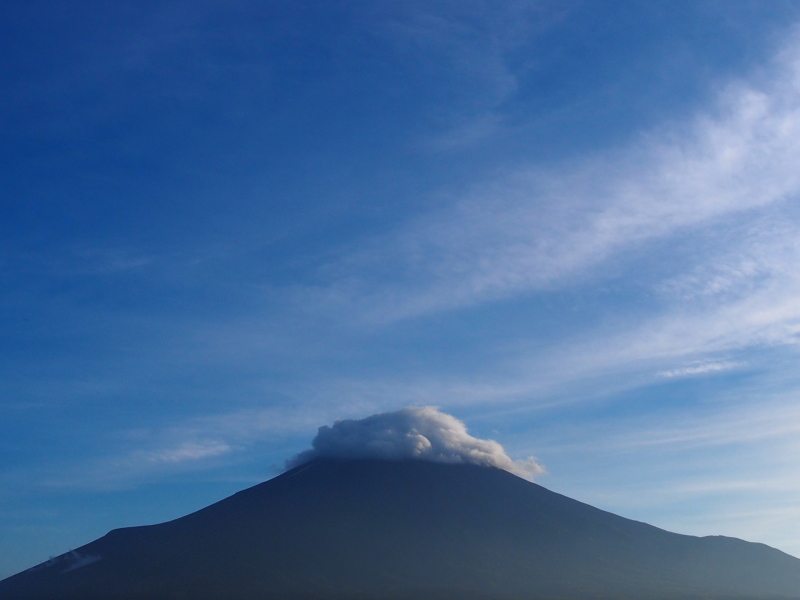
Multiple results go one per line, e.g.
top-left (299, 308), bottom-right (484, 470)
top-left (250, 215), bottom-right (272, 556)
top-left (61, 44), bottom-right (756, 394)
top-left (3, 458), bottom-right (800, 599)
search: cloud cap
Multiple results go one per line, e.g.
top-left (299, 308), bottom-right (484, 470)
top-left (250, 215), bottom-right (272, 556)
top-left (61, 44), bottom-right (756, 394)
top-left (287, 406), bottom-right (544, 480)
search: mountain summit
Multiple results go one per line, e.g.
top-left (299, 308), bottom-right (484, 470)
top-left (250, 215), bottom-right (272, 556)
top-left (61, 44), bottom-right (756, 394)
top-left (3, 459), bottom-right (800, 599)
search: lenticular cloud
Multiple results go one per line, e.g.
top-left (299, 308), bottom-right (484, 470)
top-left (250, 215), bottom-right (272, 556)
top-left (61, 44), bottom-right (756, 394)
top-left (286, 406), bottom-right (544, 480)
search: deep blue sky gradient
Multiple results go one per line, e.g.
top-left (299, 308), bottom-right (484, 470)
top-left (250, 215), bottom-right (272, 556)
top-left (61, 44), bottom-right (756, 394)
top-left (4, 0), bottom-right (800, 578)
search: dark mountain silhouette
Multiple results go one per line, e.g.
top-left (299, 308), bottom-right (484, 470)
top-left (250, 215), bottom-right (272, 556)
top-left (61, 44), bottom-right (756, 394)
top-left (2, 458), bottom-right (800, 599)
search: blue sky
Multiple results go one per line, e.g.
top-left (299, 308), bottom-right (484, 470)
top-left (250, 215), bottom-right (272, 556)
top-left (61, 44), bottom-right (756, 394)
top-left (4, 0), bottom-right (800, 578)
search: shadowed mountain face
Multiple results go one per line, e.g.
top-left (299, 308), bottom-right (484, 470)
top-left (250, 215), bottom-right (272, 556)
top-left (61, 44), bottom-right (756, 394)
top-left (3, 459), bottom-right (800, 600)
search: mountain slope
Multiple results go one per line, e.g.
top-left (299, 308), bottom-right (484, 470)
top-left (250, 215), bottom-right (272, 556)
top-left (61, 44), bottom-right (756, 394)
top-left (2, 458), bottom-right (800, 599)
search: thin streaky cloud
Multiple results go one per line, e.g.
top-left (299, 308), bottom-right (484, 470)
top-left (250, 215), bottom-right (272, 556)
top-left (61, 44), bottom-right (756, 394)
top-left (549, 393), bottom-right (800, 455)
top-left (509, 270), bottom-right (800, 396)
top-left (658, 361), bottom-right (743, 378)
top-left (309, 33), bottom-right (800, 323)
top-left (31, 407), bottom-right (327, 491)
top-left (139, 441), bottom-right (232, 465)
top-left (40, 440), bottom-right (235, 491)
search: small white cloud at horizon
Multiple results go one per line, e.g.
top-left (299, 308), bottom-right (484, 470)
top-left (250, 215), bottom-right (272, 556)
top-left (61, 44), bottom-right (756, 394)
top-left (141, 440), bottom-right (232, 464)
top-left (658, 361), bottom-right (743, 379)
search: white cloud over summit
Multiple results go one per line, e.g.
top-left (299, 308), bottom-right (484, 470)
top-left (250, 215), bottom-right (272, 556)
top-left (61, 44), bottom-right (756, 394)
top-left (286, 406), bottom-right (544, 480)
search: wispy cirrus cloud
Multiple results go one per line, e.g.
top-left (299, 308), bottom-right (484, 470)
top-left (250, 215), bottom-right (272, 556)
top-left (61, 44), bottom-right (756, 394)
top-left (308, 32), bottom-right (800, 328)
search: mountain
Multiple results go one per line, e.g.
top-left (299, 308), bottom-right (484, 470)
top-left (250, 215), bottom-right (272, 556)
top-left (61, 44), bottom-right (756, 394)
top-left (2, 458), bottom-right (800, 599)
